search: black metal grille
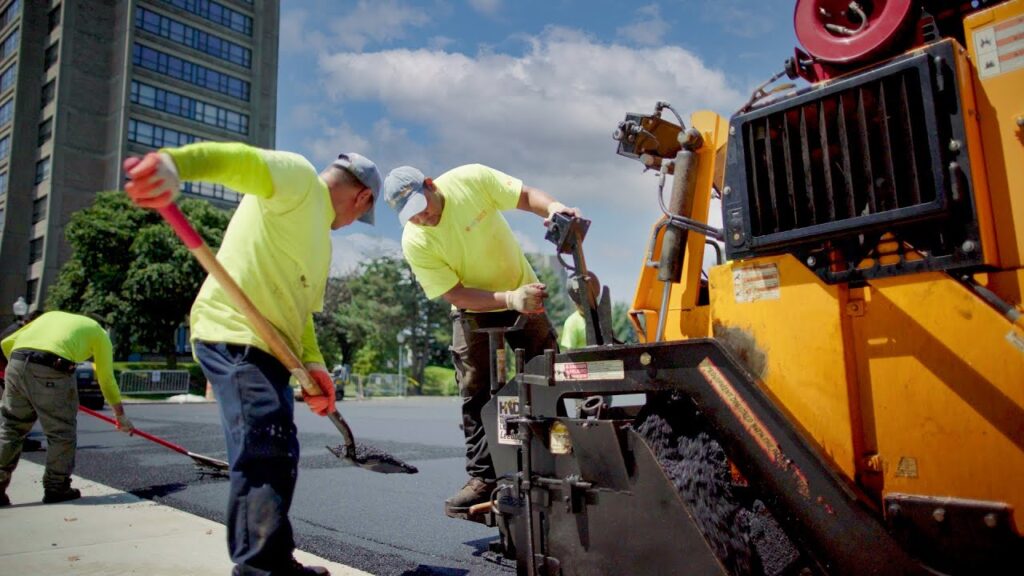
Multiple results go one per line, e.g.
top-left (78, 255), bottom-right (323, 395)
top-left (722, 40), bottom-right (986, 283)
top-left (744, 68), bottom-right (936, 237)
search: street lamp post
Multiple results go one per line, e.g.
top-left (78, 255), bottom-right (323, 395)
top-left (12, 296), bottom-right (28, 322)
top-left (396, 330), bottom-right (406, 397)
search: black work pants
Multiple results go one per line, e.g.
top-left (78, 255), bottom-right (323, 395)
top-left (450, 310), bottom-right (557, 481)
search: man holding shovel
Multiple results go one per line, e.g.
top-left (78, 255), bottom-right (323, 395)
top-left (0, 311), bottom-right (134, 506)
top-left (124, 143), bottom-right (381, 576)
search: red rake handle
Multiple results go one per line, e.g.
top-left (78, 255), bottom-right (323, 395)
top-left (158, 204), bottom-right (204, 249)
top-left (78, 405), bottom-right (188, 456)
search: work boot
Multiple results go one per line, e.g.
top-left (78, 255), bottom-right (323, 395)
top-left (23, 438), bottom-right (44, 452)
top-left (0, 492), bottom-right (9, 506)
top-left (280, 558), bottom-right (329, 575)
top-left (42, 487), bottom-right (81, 504)
top-left (445, 477), bottom-right (496, 516)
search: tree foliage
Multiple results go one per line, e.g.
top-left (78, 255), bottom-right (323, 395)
top-left (47, 192), bottom-right (230, 364)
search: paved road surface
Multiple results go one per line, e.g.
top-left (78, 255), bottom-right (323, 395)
top-left (22, 397), bottom-right (515, 576)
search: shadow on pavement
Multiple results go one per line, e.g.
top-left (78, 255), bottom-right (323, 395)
top-left (400, 566), bottom-right (470, 576)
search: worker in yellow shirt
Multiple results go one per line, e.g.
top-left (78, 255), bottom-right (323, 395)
top-left (0, 311), bottom-right (134, 506)
top-left (124, 143), bottom-right (380, 576)
top-left (559, 272), bottom-right (601, 351)
top-left (383, 164), bottom-right (579, 516)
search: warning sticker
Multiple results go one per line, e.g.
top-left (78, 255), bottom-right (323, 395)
top-left (553, 360), bottom-right (624, 382)
top-left (974, 14), bottom-right (1024, 79)
top-left (733, 263), bottom-right (780, 303)
top-left (497, 396), bottom-right (521, 445)
top-left (895, 457), bottom-right (919, 479)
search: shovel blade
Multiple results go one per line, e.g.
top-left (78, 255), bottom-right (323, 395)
top-left (327, 444), bottom-right (418, 475)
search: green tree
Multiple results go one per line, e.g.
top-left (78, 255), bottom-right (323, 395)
top-left (47, 192), bottom-right (231, 365)
top-left (612, 301), bottom-right (638, 344)
top-left (326, 256), bottom-right (451, 391)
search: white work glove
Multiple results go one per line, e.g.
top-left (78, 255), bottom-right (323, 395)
top-left (505, 283), bottom-right (548, 314)
top-left (124, 152), bottom-right (181, 209)
top-left (115, 413), bottom-right (135, 435)
top-left (544, 201), bottom-right (581, 226)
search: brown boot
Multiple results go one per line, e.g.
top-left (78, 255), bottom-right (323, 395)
top-left (445, 477), bottom-right (496, 516)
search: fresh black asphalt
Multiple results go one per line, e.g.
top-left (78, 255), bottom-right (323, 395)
top-left (22, 397), bottom-right (515, 576)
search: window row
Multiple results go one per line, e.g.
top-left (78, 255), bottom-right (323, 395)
top-left (131, 80), bottom-right (249, 134)
top-left (0, 170), bottom-right (7, 195)
top-left (136, 7), bottom-right (251, 68)
top-left (1, 61), bottom-right (15, 93)
top-left (133, 43), bottom-right (249, 101)
top-left (157, 0), bottom-right (252, 36)
top-left (35, 156), bottom-right (49, 184)
top-left (0, 28), bottom-right (17, 62)
top-left (48, 4), bottom-right (60, 33)
top-left (32, 195), bottom-right (45, 224)
top-left (44, 40), bottom-right (58, 70)
top-left (0, 0), bottom-right (20, 32)
top-left (182, 181), bottom-right (240, 203)
top-left (0, 98), bottom-right (11, 127)
top-left (128, 118), bottom-right (202, 148)
top-left (29, 236), bottom-right (42, 264)
top-left (0, 134), bottom-right (8, 158)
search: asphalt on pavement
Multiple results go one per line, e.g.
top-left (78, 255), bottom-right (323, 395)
top-left (21, 398), bottom-right (515, 576)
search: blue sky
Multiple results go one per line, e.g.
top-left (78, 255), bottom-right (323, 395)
top-left (275, 0), bottom-right (798, 303)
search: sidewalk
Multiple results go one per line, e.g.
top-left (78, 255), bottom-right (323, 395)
top-left (0, 460), bottom-right (371, 576)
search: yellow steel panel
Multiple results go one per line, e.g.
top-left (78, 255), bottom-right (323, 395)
top-left (854, 273), bottom-right (1024, 532)
top-left (964, 0), bottom-right (1024, 267)
top-left (708, 255), bottom-right (859, 478)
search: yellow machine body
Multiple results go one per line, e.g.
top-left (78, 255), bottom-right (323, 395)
top-left (630, 0), bottom-right (1024, 534)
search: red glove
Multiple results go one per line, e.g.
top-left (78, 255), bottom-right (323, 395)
top-left (123, 152), bottom-right (181, 209)
top-left (302, 367), bottom-right (336, 416)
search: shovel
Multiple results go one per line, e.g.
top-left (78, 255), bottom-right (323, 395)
top-left (153, 202), bottom-right (417, 475)
top-left (79, 405), bottom-right (229, 474)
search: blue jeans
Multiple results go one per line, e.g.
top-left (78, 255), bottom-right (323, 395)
top-left (195, 341), bottom-right (300, 576)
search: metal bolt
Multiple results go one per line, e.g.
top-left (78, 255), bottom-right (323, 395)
top-left (933, 508), bottom-right (946, 523)
top-left (1016, 116), bottom-right (1024, 128)
top-left (887, 503), bottom-right (901, 517)
top-left (729, 126), bottom-right (736, 135)
top-left (807, 256), bottom-right (817, 267)
top-left (961, 240), bottom-right (977, 253)
top-left (732, 232), bottom-right (742, 242)
top-left (984, 513), bottom-right (998, 528)
top-left (723, 186), bottom-right (732, 196)
top-left (948, 139), bottom-right (962, 152)
top-left (639, 352), bottom-right (652, 366)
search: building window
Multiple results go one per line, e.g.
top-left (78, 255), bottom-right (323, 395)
top-left (0, 0), bottom-right (21, 31)
top-left (0, 27), bottom-right (18, 61)
top-left (157, 0), bottom-right (252, 36)
top-left (40, 79), bottom-right (55, 108)
top-left (0, 171), bottom-right (7, 194)
top-left (44, 40), bottom-right (58, 71)
top-left (0, 134), bottom-right (8, 158)
top-left (47, 4), bottom-right (60, 33)
top-left (38, 117), bottom-right (52, 145)
top-left (0, 61), bottom-right (14, 93)
top-left (182, 180), bottom-right (239, 203)
top-left (31, 195), bottom-right (46, 224)
top-left (132, 43), bottom-right (249, 101)
top-left (0, 98), bottom-right (11, 127)
top-left (29, 237), bottom-right (43, 264)
top-left (135, 7), bottom-right (251, 68)
top-left (26, 278), bottom-right (38, 304)
top-left (130, 80), bottom-right (249, 134)
top-left (34, 157), bottom-right (50, 184)
top-left (127, 118), bottom-right (202, 148)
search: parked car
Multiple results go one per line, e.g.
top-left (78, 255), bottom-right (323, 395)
top-left (74, 362), bottom-right (105, 410)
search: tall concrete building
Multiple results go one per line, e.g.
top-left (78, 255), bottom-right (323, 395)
top-left (0, 0), bottom-right (279, 322)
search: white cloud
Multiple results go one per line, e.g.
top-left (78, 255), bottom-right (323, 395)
top-left (316, 28), bottom-right (743, 300)
top-left (328, 0), bottom-right (431, 52)
top-left (616, 4), bottom-right (670, 46)
top-left (468, 0), bottom-right (502, 15)
top-left (331, 232), bottom-right (402, 277)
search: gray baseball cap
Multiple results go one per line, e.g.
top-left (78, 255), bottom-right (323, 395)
top-left (332, 153), bottom-right (381, 225)
top-left (384, 166), bottom-right (429, 226)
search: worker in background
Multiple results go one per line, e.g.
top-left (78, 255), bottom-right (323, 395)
top-left (124, 142), bottom-right (381, 576)
top-left (383, 164), bottom-right (579, 516)
top-left (559, 273), bottom-right (601, 351)
top-left (0, 311), bottom-right (45, 452)
top-left (0, 311), bottom-right (134, 506)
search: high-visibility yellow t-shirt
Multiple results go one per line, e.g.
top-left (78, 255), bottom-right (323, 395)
top-left (1, 311), bottom-right (122, 405)
top-left (402, 164), bottom-right (538, 309)
top-left (560, 310), bottom-right (587, 350)
top-left (164, 142), bottom-right (330, 365)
